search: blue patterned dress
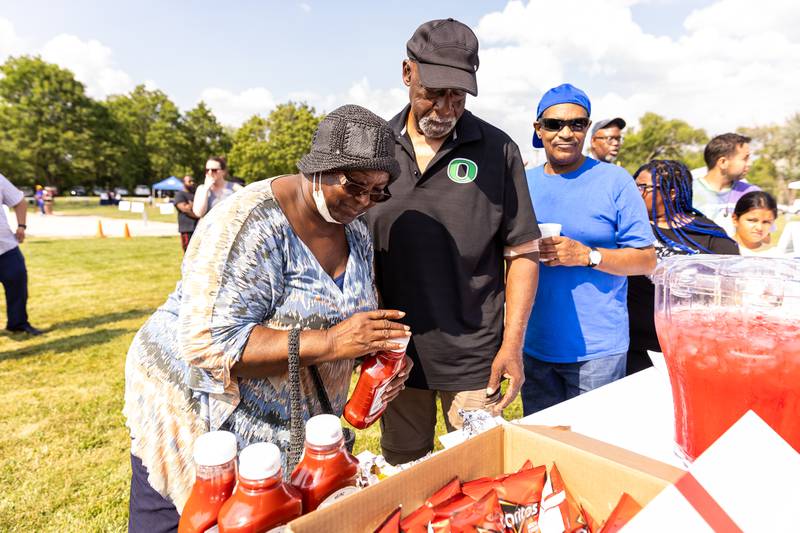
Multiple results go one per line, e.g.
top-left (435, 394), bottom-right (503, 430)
top-left (123, 177), bottom-right (377, 511)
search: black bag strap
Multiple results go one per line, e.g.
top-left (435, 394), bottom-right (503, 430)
top-left (287, 329), bottom-right (355, 461)
top-left (287, 328), bottom-right (304, 472)
top-left (308, 364), bottom-right (333, 414)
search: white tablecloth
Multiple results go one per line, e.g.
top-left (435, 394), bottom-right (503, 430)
top-left (517, 367), bottom-right (685, 468)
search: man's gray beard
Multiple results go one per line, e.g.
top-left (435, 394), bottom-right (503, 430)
top-left (603, 153), bottom-right (616, 163)
top-left (418, 114), bottom-right (457, 139)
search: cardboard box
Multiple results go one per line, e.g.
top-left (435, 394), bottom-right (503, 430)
top-left (287, 424), bottom-right (685, 532)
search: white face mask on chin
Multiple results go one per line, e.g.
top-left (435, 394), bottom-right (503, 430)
top-left (312, 173), bottom-right (343, 224)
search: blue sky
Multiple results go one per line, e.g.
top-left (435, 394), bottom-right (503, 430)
top-left (1, 0), bottom-right (797, 162)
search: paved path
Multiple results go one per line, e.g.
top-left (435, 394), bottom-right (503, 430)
top-left (4, 210), bottom-right (178, 238)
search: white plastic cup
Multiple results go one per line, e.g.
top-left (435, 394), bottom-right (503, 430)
top-left (538, 223), bottom-right (562, 239)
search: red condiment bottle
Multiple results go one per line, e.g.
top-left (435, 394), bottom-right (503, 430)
top-left (217, 442), bottom-right (302, 532)
top-left (343, 336), bottom-right (410, 429)
top-left (290, 414), bottom-right (360, 513)
top-left (178, 430), bottom-right (238, 533)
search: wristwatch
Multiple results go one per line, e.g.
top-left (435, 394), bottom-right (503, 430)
top-left (588, 248), bottom-right (602, 268)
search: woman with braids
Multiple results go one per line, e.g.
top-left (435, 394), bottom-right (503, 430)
top-left (626, 160), bottom-right (739, 375)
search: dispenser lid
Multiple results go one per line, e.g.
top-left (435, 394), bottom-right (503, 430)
top-left (193, 430), bottom-right (238, 467)
top-left (239, 442), bottom-right (282, 480)
top-left (653, 255), bottom-right (800, 306)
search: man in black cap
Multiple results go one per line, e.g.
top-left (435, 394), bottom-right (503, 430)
top-left (367, 18), bottom-right (541, 464)
top-left (588, 117), bottom-right (626, 163)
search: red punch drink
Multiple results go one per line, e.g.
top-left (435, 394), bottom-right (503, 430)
top-left (290, 414), bottom-right (359, 512)
top-left (344, 336), bottom-right (410, 429)
top-left (178, 431), bottom-right (238, 533)
top-left (653, 256), bottom-right (800, 462)
top-left (217, 442), bottom-right (302, 532)
top-left (656, 308), bottom-right (800, 460)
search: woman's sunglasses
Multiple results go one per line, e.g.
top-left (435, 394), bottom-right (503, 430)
top-left (340, 174), bottom-right (392, 203)
top-left (539, 117), bottom-right (590, 132)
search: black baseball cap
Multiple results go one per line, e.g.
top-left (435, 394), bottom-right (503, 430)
top-left (406, 18), bottom-right (480, 96)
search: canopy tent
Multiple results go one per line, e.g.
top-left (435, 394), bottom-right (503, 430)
top-left (788, 181), bottom-right (800, 190)
top-left (152, 176), bottom-right (184, 191)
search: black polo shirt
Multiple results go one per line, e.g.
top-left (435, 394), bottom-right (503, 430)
top-left (366, 106), bottom-right (539, 391)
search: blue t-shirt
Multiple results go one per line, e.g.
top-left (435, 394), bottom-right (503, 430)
top-left (524, 158), bottom-right (654, 362)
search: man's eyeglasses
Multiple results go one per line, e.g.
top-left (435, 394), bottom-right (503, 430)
top-left (340, 174), bottom-right (392, 203)
top-left (539, 117), bottom-right (590, 133)
top-left (205, 168), bottom-right (223, 173)
top-left (595, 135), bottom-right (623, 144)
top-left (636, 183), bottom-right (659, 193)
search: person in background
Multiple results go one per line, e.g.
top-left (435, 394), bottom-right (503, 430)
top-left (0, 173), bottom-right (42, 335)
top-left (367, 18), bottom-right (540, 465)
top-left (172, 175), bottom-right (198, 252)
top-left (732, 191), bottom-right (778, 256)
top-left (34, 185), bottom-right (45, 215)
top-left (693, 133), bottom-right (758, 234)
top-left (191, 156), bottom-right (242, 218)
top-left (627, 160), bottom-right (738, 375)
top-left (522, 83), bottom-right (656, 416)
top-left (588, 117), bottom-right (625, 163)
top-left (42, 186), bottom-right (54, 215)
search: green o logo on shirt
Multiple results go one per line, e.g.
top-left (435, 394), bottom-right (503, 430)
top-left (447, 158), bottom-right (478, 184)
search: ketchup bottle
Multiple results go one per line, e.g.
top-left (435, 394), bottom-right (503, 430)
top-left (217, 442), bottom-right (302, 532)
top-left (344, 336), bottom-right (410, 429)
top-left (178, 430), bottom-right (238, 533)
top-left (290, 414), bottom-right (360, 513)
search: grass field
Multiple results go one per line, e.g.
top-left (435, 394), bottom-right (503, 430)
top-left (0, 236), bottom-right (522, 531)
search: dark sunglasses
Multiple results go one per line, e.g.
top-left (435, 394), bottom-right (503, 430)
top-left (340, 174), bottom-right (392, 203)
top-left (205, 168), bottom-right (223, 173)
top-left (539, 117), bottom-right (590, 132)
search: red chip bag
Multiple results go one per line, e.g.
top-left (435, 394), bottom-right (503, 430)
top-left (401, 478), bottom-right (463, 532)
top-left (430, 490), bottom-right (505, 533)
top-left (598, 493), bottom-right (642, 533)
top-left (432, 493), bottom-right (478, 520)
top-left (374, 507), bottom-right (402, 533)
top-left (462, 465), bottom-right (547, 533)
top-left (546, 464), bottom-right (588, 532)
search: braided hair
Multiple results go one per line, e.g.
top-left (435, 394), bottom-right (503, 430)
top-left (633, 160), bottom-right (733, 254)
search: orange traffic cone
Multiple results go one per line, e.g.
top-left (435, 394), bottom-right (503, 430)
top-left (123, 223), bottom-right (132, 239)
top-left (96, 220), bottom-right (106, 238)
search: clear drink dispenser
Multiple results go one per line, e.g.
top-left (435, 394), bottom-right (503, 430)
top-left (652, 255), bottom-right (800, 461)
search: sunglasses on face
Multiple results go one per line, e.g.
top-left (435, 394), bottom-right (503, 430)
top-left (340, 174), bottom-right (392, 203)
top-left (539, 117), bottom-right (590, 132)
top-left (206, 168), bottom-right (222, 173)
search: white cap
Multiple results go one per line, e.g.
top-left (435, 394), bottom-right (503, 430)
top-left (193, 431), bottom-right (238, 467)
top-left (305, 414), bottom-right (344, 447)
top-left (238, 442), bottom-right (282, 480)
top-left (388, 335), bottom-right (411, 353)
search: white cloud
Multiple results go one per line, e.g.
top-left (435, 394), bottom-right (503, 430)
top-left (0, 17), bottom-right (26, 58)
top-left (40, 34), bottom-right (134, 98)
top-left (299, 2), bottom-right (312, 13)
top-left (313, 0), bottom-right (800, 164)
top-left (199, 87), bottom-right (277, 125)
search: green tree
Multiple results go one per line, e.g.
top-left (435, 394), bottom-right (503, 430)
top-left (617, 112), bottom-right (708, 175)
top-left (0, 56), bottom-right (97, 188)
top-left (230, 102), bottom-right (323, 182)
top-left (183, 101), bottom-right (232, 179)
top-left (229, 115), bottom-right (270, 182)
top-left (742, 115), bottom-right (800, 203)
top-left (106, 85), bottom-right (189, 187)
